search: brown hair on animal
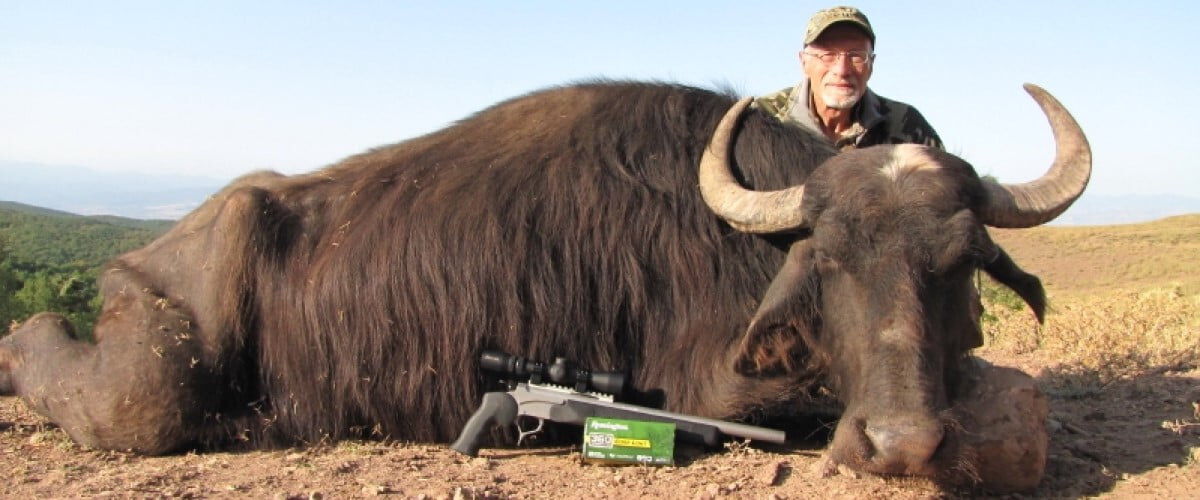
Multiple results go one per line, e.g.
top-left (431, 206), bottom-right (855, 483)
top-left (243, 82), bottom-right (837, 444)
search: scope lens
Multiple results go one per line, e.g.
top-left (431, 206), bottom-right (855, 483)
top-left (589, 371), bottom-right (626, 395)
top-left (479, 350), bottom-right (514, 374)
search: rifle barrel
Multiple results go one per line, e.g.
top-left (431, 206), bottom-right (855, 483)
top-left (512, 383), bottom-right (786, 445)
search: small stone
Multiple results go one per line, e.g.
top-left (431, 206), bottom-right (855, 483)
top-left (809, 455), bottom-right (837, 478)
top-left (757, 460), bottom-right (789, 486)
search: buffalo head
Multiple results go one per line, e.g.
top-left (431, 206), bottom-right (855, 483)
top-left (700, 85), bottom-right (1089, 477)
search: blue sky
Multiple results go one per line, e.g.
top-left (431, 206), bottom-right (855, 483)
top-left (2, 1), bottom-right (1197, 198)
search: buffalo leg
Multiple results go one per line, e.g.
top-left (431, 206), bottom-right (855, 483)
top-left (0, 179), bottom-right (285, 453)
top-left (0, 280), bottom-right (219, 454)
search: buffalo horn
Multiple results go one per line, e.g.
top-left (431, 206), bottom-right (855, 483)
top-left (698, 97), bottom-right (808, 233)
top-left (981, 84), bottom-right (1093, 228)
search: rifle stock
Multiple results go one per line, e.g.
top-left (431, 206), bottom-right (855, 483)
top-left (449, 392), bottom-right (518, 456)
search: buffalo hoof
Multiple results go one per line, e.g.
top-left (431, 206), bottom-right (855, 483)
top-left (0, 313), bottom-right (74, 397)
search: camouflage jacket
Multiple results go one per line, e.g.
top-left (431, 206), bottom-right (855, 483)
top-left (755, 80), bottom-right (943, 151)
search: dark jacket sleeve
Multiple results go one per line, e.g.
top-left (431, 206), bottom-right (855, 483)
top-left (896, 106), bottom-right (944, 150)
top-left (870, 95), bottom-right (944, 150)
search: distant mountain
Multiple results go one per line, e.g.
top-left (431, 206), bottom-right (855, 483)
top-left (0, 200), bottom-right (77, 218)
top-left (0, 201), bottom-right (175, 231)
top-left (0, 161), bottom-right (229, 220)
top-left (1051, 193), bottom-right (1200, 226)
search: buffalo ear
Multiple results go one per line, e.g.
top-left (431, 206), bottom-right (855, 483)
top-left (983, 247), bottom-right (1047, 323)
top-left (734, 244), bottom-right (819, 377)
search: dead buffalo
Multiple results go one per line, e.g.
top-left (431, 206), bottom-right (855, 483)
top-left (0, 81), bottom-right (1089, 480)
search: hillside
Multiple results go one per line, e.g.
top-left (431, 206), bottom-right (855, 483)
top-left (0, 200), bottom-right (176, 231)
top-left (990, 213), bottom-right (1200, 297)
top-left (0, 201), bottom-right (79, 218)
top-left (0, 202), bottom-right (172, 270)
top-left (0, 203), bottom-right (174, 335)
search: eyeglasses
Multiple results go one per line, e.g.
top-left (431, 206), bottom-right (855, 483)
top-left (803, 50), bottom-right (873, 68)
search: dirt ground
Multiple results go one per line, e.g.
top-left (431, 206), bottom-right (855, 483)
top-left (2, 353), bottom-right (1196, 499)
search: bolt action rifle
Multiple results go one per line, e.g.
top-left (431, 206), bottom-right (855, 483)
top-left (450, 350), bottom-right (785, 456)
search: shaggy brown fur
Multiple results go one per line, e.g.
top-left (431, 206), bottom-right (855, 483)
top-left (0, 82), bottom-right (837, 452)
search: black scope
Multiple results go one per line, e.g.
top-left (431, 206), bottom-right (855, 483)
top-left (479, 350), bottom-right (626, 395)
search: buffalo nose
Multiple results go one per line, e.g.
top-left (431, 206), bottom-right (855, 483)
top-left (864, 419), bottom-right (944, 472)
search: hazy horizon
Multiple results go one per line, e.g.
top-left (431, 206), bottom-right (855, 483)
top-left (3, 159), bottom-right (1196, 226)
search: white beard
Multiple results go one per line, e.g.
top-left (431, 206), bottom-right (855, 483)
top-left (820, 90), bottom-right (862, 110)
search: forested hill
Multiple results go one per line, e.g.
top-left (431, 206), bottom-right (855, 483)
top-left (0, 201), bottom-right (173, 336)
top-left (0, 201), bottom-right (173, 270)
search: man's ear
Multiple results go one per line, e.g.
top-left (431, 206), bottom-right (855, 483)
top-left (734, 243), bottom-right (820, 377)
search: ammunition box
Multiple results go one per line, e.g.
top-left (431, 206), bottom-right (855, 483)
top-left (581, 417), bottom-right (674, 466)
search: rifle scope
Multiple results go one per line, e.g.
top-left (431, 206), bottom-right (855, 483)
top-left (479, 350), bottom-right (626, 395)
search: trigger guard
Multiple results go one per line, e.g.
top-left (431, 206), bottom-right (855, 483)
top-left (515, 416), bottom-right (545, 446)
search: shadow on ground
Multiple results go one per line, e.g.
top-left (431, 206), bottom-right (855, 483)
top-left (1032, 365), bottom-right (1199, 496)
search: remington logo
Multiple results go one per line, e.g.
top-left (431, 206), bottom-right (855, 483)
top-left (590, 421), bottom-right (629, 431)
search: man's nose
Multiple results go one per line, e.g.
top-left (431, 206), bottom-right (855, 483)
top-left (830, 54), bottom-right (854, 74)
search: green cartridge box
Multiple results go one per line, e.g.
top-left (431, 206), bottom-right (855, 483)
top-left (581, 417), bottom-right (675, 465)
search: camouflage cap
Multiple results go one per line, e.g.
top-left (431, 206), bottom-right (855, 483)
top-left (804, 6), bottom-right (875, 46)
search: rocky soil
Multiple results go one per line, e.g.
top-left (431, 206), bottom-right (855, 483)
top-left (3, 355), bottom-right (1197, 499)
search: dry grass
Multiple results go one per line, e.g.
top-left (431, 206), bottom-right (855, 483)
top-left (989, 214), bottom-right (1200, 297)
top-left (974, 216), bottom-right (1200, 496)
top-left (979, 214), bottom-right (1200, 397)
top-left (980, 285), bottom-right (1199, 396)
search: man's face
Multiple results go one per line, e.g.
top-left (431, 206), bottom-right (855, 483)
top-left (801, 24), bottom-right (874, 110)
